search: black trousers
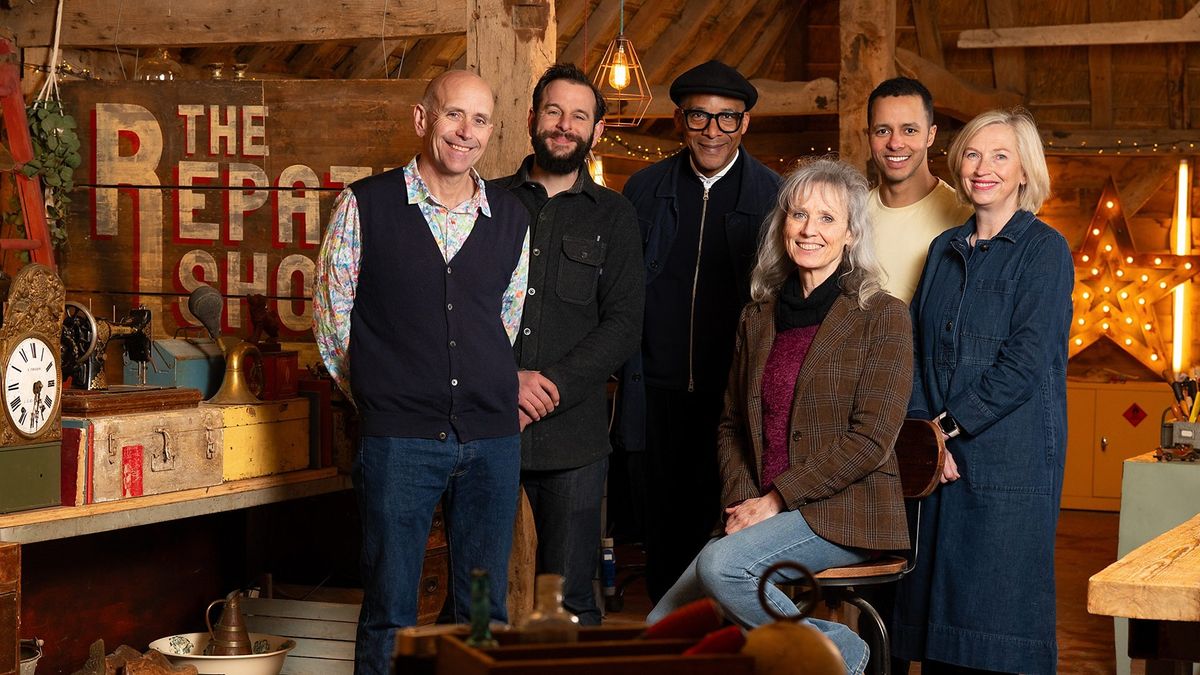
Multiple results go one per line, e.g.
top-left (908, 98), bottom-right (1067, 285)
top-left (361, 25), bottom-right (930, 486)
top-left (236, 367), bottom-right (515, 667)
top-left (522, 456), bottom-right (610, 625)
top-left (642, 385), bottom-right (724, 603)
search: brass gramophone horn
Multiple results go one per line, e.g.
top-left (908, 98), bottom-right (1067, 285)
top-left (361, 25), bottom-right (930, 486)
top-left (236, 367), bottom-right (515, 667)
top-left (206, 338), bottom-right (261, 405)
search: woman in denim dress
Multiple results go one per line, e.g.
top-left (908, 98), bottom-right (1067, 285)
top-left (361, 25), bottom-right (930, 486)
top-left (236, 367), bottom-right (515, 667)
top-left (893, 108), bottom-right (1074, 675)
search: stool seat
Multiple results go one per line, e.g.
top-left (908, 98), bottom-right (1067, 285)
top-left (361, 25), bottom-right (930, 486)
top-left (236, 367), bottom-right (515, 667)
top-left (816, 556), bottom-right (907, 580)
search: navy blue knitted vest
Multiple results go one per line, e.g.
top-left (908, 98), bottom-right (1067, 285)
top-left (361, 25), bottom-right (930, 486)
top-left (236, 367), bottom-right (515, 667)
top-left (348, 167), bottom-right (528, 442)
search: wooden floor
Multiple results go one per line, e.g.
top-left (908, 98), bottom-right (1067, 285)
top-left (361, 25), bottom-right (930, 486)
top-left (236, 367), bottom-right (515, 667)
top-left (608, 509), bottom-right (1133, 673)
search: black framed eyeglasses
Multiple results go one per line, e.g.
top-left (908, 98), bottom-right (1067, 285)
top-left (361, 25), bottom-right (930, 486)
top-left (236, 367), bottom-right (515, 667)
top-left (682, 109), bottom-right (745, 133)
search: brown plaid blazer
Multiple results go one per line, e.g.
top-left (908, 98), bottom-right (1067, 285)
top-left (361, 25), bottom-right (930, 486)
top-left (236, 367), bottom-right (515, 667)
top-left (717, 291), bottom-right (912, 551)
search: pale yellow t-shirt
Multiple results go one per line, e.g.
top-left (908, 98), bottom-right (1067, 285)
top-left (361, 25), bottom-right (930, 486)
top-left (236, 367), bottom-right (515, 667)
top-left (868, 179), bottom-right (974, 304)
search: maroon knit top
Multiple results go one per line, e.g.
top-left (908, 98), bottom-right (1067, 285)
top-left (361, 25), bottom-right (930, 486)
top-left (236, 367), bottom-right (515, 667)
top-left (760, 324), bottom-right (820, 490)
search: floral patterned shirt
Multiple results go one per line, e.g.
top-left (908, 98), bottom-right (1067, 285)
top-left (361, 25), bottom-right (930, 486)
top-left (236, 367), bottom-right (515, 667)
top-left (313, 156), bottom-right (530, 395)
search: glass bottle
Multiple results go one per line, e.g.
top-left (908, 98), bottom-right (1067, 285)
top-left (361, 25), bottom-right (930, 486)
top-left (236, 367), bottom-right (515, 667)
top-left (518, 573), bottom-right (579, 643)
top-left (465, 569), bottom-right (498, 648)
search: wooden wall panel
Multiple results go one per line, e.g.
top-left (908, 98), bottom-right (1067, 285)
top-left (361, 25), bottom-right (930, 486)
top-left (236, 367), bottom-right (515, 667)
top-left (57, 79), bottom-right (425, 341)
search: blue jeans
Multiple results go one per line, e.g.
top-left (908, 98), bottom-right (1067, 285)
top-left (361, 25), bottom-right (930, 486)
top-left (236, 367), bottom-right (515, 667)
top-left (352, 431), bottom-right (521, 675)
top-left (647, 509), bottom-right (871, 675)
top-left (522, 456), bottom-right (609, 625)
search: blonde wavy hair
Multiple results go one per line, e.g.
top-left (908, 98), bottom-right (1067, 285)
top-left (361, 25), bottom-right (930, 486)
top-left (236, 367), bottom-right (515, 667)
top-left (749, 158), bottom-right (885, 309)
top-left (948, 107), bottom-right (1051, 213)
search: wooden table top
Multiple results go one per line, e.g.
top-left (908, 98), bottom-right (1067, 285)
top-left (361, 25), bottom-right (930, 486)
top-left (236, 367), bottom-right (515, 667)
top-left (1089, 512), bottom-right (1200, 621)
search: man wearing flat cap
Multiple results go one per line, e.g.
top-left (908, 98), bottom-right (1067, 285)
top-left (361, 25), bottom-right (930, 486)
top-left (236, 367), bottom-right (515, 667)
top-left (617, 59), bottom-right (781, 601)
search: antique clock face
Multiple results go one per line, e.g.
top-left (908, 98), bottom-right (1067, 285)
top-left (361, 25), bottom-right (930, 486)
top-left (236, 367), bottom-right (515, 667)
top-left (4, 334), bottom-right (60, 438)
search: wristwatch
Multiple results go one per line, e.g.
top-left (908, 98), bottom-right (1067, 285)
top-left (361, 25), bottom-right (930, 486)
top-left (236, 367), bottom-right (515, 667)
top-left (935, 411), bottom-right (961, 439)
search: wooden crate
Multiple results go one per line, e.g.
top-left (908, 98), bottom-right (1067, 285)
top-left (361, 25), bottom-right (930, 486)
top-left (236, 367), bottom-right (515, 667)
top-left (203, 398), bottom-right (309, 480)
top-left (435, 630), bottom-right (755, 675)
top-left (61, 407), bottom-right (223, 504)
top-left (0, 542), bottom-right (17, 675)
top-left (241, 597), bottom-right (356, 675)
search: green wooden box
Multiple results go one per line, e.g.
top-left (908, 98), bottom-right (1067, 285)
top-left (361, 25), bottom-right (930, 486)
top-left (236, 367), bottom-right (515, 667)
top-left (0, 440), bottom-right (61, 514)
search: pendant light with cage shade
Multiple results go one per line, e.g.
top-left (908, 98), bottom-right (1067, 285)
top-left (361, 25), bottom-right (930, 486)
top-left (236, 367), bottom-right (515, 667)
top-left (592, 0), bottom-right (652, 127)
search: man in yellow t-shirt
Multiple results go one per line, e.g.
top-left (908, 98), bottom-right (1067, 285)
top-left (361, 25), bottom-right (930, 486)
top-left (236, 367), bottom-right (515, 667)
top-left (866, 78), bottom-right (973, 304)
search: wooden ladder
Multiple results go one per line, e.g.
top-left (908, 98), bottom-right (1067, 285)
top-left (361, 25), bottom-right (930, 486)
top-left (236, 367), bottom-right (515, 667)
top-left (0, 37), bottom-right (56, 271)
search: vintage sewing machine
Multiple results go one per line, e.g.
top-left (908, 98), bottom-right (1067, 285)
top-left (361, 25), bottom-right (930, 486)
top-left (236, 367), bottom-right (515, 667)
top-left (61, 301), bottom-right (153, 390)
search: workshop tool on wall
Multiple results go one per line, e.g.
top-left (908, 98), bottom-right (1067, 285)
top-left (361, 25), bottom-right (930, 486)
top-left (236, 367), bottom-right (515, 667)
top-left (60, 301), bottom-right (151, 390)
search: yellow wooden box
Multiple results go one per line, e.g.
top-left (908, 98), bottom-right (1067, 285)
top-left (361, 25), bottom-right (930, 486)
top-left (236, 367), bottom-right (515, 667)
top-left (202, 398), bottom-right (311, 481)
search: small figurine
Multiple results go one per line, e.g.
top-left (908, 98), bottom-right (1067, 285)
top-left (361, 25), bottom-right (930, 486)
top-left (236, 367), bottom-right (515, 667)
top-left (247, 294), bottom-right (281, 347)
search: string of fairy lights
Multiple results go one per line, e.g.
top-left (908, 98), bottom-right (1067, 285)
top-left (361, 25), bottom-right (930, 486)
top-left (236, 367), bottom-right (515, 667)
top-left (595, 134), bottom-right (1200, 165)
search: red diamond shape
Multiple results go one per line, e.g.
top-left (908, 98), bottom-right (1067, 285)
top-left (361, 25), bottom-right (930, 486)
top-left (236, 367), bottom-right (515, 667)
top-left (1124, 403), bottom-right (1147, 427)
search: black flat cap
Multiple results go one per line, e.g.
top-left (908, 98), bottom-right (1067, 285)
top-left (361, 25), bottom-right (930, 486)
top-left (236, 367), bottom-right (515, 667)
top-left (669, 60), bottom-right (758, 110)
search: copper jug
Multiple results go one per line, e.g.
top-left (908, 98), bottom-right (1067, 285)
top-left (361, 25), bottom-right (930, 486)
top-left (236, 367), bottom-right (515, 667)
top-left (206, 592), bottom-right (253, 655)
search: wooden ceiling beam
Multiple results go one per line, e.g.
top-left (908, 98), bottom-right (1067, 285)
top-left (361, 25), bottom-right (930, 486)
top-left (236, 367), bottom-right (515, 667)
top-left (717, 0), bottom-right (789, 75)
top-left (288, 43), bottom-right (340, 79)
top-left (554, 0), bottom-right (590, 50)
top-left (639, 0), bottom-right (726, 83)
top-left (660, 0), bottom-right (768, 84)
top-left (958, 8), bottom-right (1200, 48)
top-left (1116, 158), bottom-right (1178, 217)
top-left (559, 0), bottom-right (620, 70)
top-left (738, 2), bottom-right (803, 77)
top-left (2, 0), bottom-right (467, 48)
top-left (911, 0), bottom-right (945, 68)
top-left (394, 38), bottom-right (450, 79)
top-left (339, 39), bottom-right (401, 80)
top-left (984, 0), bottom-right (1026, 94)
top-left (641, 78), bottom-right (838, 118)
top-left (1042, 129), bottom-right (1200, 154)
top-left (895, 48), bottom-right (1021, 122)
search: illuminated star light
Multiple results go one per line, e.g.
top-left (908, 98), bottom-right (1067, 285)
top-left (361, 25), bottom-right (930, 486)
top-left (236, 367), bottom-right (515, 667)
top-left (1069, 178), bottom-right (1200, 375)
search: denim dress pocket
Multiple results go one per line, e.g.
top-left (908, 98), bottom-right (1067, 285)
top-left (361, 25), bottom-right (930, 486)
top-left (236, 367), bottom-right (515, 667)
top-left (557, 235), bottom-right (606, 305)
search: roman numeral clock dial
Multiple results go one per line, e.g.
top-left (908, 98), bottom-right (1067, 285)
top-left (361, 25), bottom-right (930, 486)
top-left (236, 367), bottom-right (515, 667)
top-left (4, 336), bottom-right (59, 437)
top-left (0, 263), bottom-right (65, 447)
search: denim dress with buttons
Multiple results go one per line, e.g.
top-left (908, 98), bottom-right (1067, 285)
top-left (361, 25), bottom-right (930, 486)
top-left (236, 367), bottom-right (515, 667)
top-left (893, 209), bottom-right (1074, 675)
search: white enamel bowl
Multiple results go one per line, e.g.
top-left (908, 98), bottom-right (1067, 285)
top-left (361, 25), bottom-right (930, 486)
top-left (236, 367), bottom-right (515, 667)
top-left (148, 632), bottom-right (295, 675)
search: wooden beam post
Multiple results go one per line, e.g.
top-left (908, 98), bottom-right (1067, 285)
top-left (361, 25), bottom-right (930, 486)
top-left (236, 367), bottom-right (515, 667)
top-left (839, 0), bottom-right (895, 171)
top-left (465, 0), bottom-right (555, 625)
top-left (466, 0), bottom-right (554, 180)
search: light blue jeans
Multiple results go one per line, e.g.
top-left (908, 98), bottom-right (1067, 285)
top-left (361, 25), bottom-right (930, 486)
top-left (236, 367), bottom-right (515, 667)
top-left (647, 509), bottom-right (871, 675)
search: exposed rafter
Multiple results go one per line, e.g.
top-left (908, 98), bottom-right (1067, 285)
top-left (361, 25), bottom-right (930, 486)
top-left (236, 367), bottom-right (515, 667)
top-left (639, 0), bottom-right (727, 83)
top-left (895, 48), bottom-right (1021, 121)
top-left (3, 0), bottom-right (466, 48)
top-left (642, 78), bottom-right (838, 118)
top-left (911, 0), bottom-right (945, 67)
top-left (984, 0), bottom-right (1026, 94)
top-left (739, 1), bottom-right (804, 77)
top-left (718, 0), bottom-right (789, 71)
top-left (559, 0), bottom-right (621, 71)
top-left (958, 3), bottom-right (1200, 48)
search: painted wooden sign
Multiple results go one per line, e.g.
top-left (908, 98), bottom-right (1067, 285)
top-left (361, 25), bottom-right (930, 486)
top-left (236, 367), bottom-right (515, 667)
top-left (60, 79), bottom-right (425, 340)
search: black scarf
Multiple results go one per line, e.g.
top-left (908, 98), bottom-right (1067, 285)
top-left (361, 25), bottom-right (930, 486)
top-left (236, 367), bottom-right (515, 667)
top-left (776, 270), bottom-right (841, 331)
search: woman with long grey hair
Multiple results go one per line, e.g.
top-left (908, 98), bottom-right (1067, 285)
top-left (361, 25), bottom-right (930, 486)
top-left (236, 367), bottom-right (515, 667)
top-left (647, 158), bottom-right (913, 675)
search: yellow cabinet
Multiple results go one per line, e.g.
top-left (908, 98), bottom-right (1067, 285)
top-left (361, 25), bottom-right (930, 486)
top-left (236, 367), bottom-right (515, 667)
top-left (1063, 381), bottom-right (1176, 510)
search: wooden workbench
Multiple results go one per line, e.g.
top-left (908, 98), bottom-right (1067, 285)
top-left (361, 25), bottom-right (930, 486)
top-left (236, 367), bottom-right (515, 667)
top-left (1090, 512), bottom-right (1200, 672)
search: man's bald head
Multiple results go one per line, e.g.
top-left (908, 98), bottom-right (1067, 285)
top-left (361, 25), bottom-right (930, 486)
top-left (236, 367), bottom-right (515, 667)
top-left (422, 70), bottom-right (494, 111)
